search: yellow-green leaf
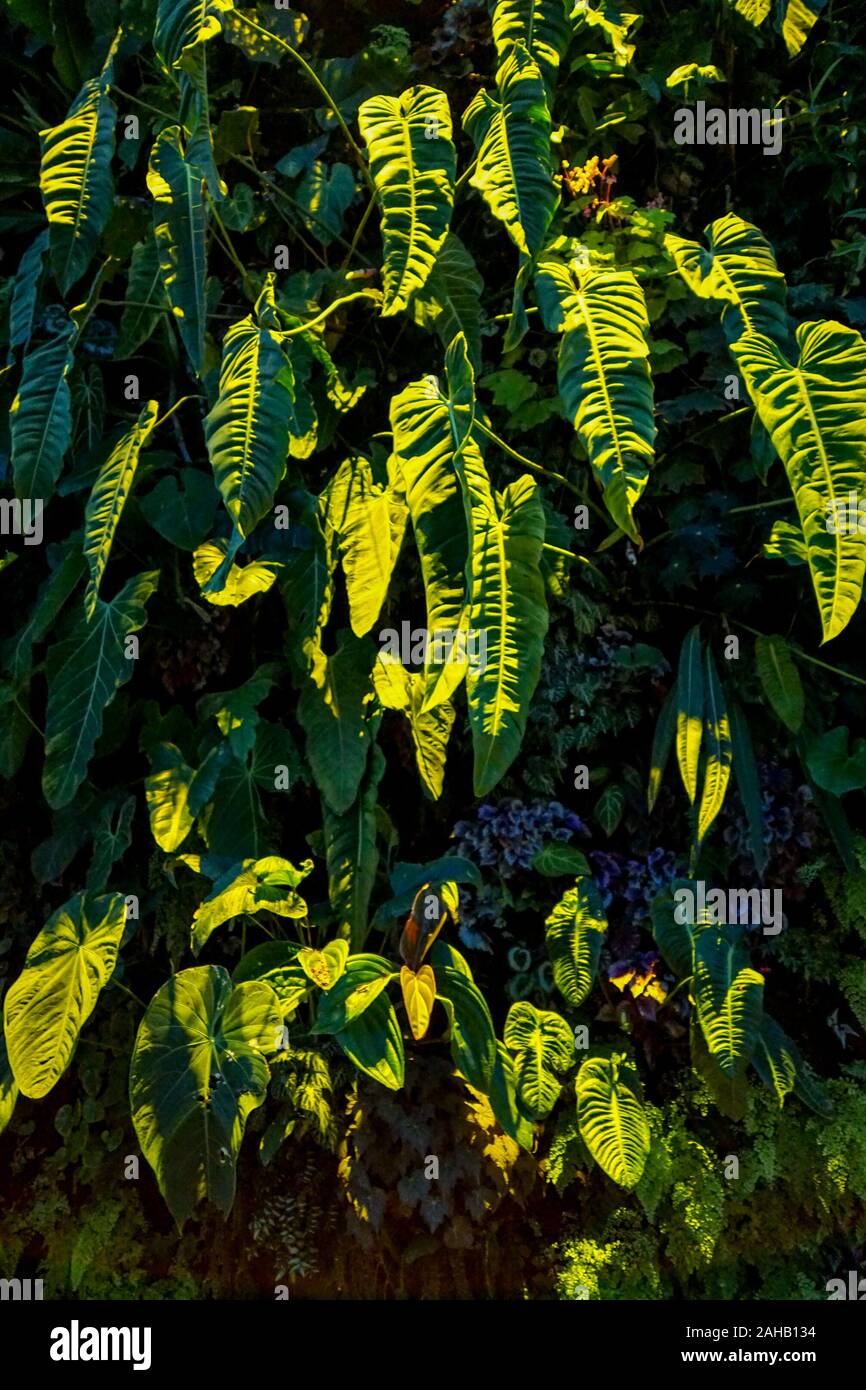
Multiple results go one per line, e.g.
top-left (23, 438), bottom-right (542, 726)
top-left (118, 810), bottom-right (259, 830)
top-left (84, 400), bottom-right (159, 618)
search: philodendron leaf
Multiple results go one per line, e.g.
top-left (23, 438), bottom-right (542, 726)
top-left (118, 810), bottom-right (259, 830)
top-left (312, 955), bottom-right (397, 1034)
top-left (408, 232), bottom-right (485, 369)
top-left (545, 876), bottom-right (607, 1007)
top-left (755, 633), bottom-right (804, 732)
top-left (129, 964), bottom-right (282, 1226)
top-left (732, 320), bottom-right (866, 642)
top-left (694, 925), bottom-right (764, 1079)
top-left (9, 228), bottom-right (49, 354)
top-left (4, 892), bottom-right (127, 1099)
top-left (193, 539), bottom-right (283, 606)
top-left (466, 470), bottom-right (548, 795)
top-left (489, 0), bottom-right (572, 93)
top-left (436, 963), bottom-right (497, 1093)
top-left (401, 964), bottom-right (436, 1040)
top-left (535, 250), bottom-right (655, 541)
top-left (675, 626), bottom-right (704, 804)
top-left (323, 455), bottom-right (401, 636)
top-left (10, 322), bottom-right (76, 500)
top-left (84, 401), bottom-right (160, 618)
top-left (696, 648), bottom-right (732, 849)
top-left (359, 85), bottom-right (456, 316)
top-left (205, 278), bottom-right (297, 537)
top-left (145, 742), bottom-right (200, 852)
top-left (503, 1000), bottom-right (572, 1119)
top-left (43, 571), bottom-right (160, 809)
top-left (575, 1053), bottom-right (651, 1188)
top-left (665, 213), bottom-right (788, 344)
top-left (463, 44), bottom-right (556, 257)
top-left (39, 49), bottom-right (117, 295)
top-left (297, 940), bottom-right (349, 989)
top-left (334, 989), bottom-right (405, 1090)
top-left (147, 126), bottom-right (207, 374)
top-left (117, 236), bottom-right (171, 357)
top-left (232, 941), bottom-right (310, 1017)
top-left (373, 654), bottom-right (455, 800)
top-left (650, 880), bottom-right (701, 979)
top-left (154, 0), bottom-right (235, 74)
top-left (323, 744), bottom-right (386, 950)
top-left (297, 631), bottom-right (375, 814)
top-left (191, 856), bottom-right (313, 955)
top-left (0, 1021), bottom-right (18, 1136)
top-left (804, 726), bottom-right (866, 794)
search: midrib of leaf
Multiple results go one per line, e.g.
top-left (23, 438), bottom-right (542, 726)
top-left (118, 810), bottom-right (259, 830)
top-left (576, 288), bottom-right (623, 470)
top-left (791, 366), bottom-right (843, 632)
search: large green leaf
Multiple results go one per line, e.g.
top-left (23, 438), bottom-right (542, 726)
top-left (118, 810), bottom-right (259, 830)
top-left (489, 0), bottom-right (572, 92)
top-left (117, 237), bottom-right (170, 357)
top-left (576, 1054), bottom-right (650, 1188)
top-left (334, 988), bottom-right (405, 1090)
top-left (10, 323), bottom-right (75, 500)
top-left (312, 954), bottom-right (397, 1034)
top-left (9, 229), bottom-right (49, 354)
top-left (732, 320), bottom-right (866, 642)
top-left (755, 633), bottom-right (804, 732)
top-left (408, 232), bottom-right (484, 370)
top-left (665, 213), bottom-right (788, 344)
top-left (205, 278), bottom-right (296, 537)
top-left (435, 963), bottom-right (497, 1092)
top-left (147, 126), bottom-right (208, 374)
top-left (43, 571), bottom-right (159, 808)
top-left (535, 250), bottom-right (655, 540)
top-left (466, 470), bottom-right (549, 795)
top-left (154, 0), bottom-right (234, 72)
top-left (359, 85), bottom-right (456, 316)
top-left (390, 359), bottom-right (475, 708)
top-left (129, 964), bottom-right (281, 1225)
top-left (323, 744), bottom-right (386, 949)
top-left (503, 1000), bottom-right (572, 1119)
top-left (4, 892), bottom-right (126, 1099)
top-left (191, 855), bottom-right (312, 955)
top-left (650, 879), bottom-right (701, 979)
top-left (675, 626), bottom-right (703, 804)
top-left (373, 654), bottom-right (455, 800)
top-left (462, 44), bottom-right (555, 258)
top-left (323, 455), bottom-right (402, 636)
top-left (297, 631), bottom-right (375, 814)
top-left (694, 925), bottom-right (764, 1079)
top-left (39, 56), bottom-right (116, 294)
top-left (753, 1014), bottom-right (832, 1114)
top-left (696, 648), bottom-right (732, 849)
top-left (83, 400), bottom-right (160, 618)
top-left (545, 876), bottom-right (607, 1007)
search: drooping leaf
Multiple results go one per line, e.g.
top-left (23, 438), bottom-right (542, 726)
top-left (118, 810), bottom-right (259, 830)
top-left (153, 0), bottom-right (234, 73)
top-left (462, 44), bottom-right (555, 258)
top-left (650, 880), bottom-right (700, 979)
top-left (43, 571), bottom-right (160, 809)
top-left (575, 1054), bottom-right (650, 1188)
top-left (755, 633), bottom-right (804, 732)
top-left (489, 0), bottom-right (572, 93)
top-left (83, 401), bottom-right (160, 618)
top-left (694, 925), bottom-right (764, 1079)
top-left (323, 455), bottom-right (401, 636)
top-left (436, 963), bottom-right (497, 1093)
top-left (191, 856), bottom-right (312, 955)
top-left (4, 892), bottom-right (126, 1099)
top-left (782, 0), bottom-right (822, 56)
top-left (312, 954), bottom-right (397, 1034)
top-left (117, 236), bottom-right (170, 357)
top-left (39, 56), bottom-right (117, 294)
top-left (408, 232), bottom-right (484, 370)
top-left (675, 626), bottom-right (704, 804)
top-left (145, 742), bottom-right (196, 852)
top-left (503, 999), bottom-right (572, 1119)
top-left (297, 631), bottom-right (375, 814)
top-left (129, 964), bottom-right (281, 1226)
top-left (359, 85), bottom-right (456, 315)
top-left (147, 125), bottom-right (208, 374)
top-left (373, 654), bottom-right (455, 800)
top-left (535, 251), bottom-right (655, 540)
top-left (545, 876), bottom-right (607, 1007)
top-left (334, 988), bottom-right (405, 1090)
top-left (205, 278), bottom-right (297, 537)
top-left (297, 940), bottom-right (349, 990)
top-left (10, 322), bottom-right (75, 500)
top-left (696, 648), bottom-right (732, 848)
top-left (9, 229), bottom-right (49, 354)
top-left (803, 725), bottom-right (866, 795)
top-left (665, 213), bottom-right (788, 344)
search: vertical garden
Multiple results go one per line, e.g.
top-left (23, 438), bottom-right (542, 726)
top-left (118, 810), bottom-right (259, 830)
top-left (1, 0), bottom-right (866, 1302)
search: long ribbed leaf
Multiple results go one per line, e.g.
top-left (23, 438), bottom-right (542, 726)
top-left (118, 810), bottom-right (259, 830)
top-left (408, 232), bottom-right (485, 369)
top-left (205, 280), bottom-right (296, 536)
top-left (147, 126), bottom-right (207, 374)
top-left (43, 570), bottom-right (159, 808)
top-left (83, 400), bottom-right (160, 618)
top-left (545, 876), bottom-right (607, 1007)
top-left (755, 633), bottom-right (804, 731)
top-left (39, 61), bottom-right (116, 295)
top-left (694, 925), bottom-right (764, 1079)
top-left (296, 632), bottom-right (375, 814)
top-left (9, 229), bottom-right (49, 354)
top-left (462, 44), bottom-right (555, 258)
top-left (489, 0), bottom-right (572, 91)
top-left (732, 320), bottom-right (866, 642)
top-left (323, 456), bottom-right (401, 636)
top-left (696, 648), bottom-right (732, 848)
top-left (117, 237), bottom-right (170, 357)
top-left (10, 322), bottom-right (75, 499)
top-left (576, 1054), bottom-right (650, 1188)
top-left (154, 0), bottom-right (234, 72)
top-left (359, 85), bottom-right (456, 316)
top-left (323, 745), bottom-right (385, 949)
top-left (665, 213), bottom-right (788, 344)
top-left (536, 249), bottom-right (655, 539)
top-left (504, 1000), bottom-right (571, 1118)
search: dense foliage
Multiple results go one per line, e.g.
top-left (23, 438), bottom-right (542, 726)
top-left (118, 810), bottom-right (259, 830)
top-left (1, 0), bottom-right (866, 1300)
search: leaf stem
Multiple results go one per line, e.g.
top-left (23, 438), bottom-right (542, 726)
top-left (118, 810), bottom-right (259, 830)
top-left (279, 290), bottom-right (381, 337)
top-left (475, 420), bottom-right (581, 496)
